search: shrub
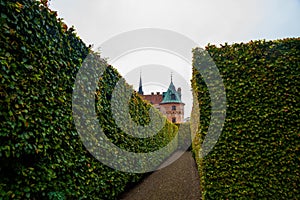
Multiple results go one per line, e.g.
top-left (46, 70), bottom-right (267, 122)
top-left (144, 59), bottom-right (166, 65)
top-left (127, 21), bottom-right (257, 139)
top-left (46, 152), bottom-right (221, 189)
top-left (0, 0), bottom-right (177, 199)
top-left (192, 38), bottom-right (300, 199)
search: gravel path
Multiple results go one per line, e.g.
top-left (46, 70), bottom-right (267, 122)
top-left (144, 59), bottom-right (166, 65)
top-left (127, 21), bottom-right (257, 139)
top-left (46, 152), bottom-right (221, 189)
top-left (119, 151), bottom-right (201, 200)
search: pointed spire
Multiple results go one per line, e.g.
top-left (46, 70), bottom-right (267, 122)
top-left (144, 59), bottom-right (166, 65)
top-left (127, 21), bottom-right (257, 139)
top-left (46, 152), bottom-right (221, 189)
top-left (138, 71), bottom-right (144, 95)
top-left (168, 72), bottom-right (176, 92)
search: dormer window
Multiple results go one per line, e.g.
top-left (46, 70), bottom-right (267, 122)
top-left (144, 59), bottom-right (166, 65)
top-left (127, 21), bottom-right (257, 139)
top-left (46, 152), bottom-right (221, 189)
top-left (171, 94), bottom-right (176, 100)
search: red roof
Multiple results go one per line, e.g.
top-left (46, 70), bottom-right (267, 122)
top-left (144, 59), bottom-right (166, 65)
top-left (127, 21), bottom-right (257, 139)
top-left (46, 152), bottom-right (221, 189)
top-left (142, 94), bottom-right (163, 105)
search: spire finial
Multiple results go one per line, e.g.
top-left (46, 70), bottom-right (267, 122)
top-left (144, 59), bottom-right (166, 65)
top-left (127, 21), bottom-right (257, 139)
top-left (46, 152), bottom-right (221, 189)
top-left (171, 72), bottom-right (173, 82)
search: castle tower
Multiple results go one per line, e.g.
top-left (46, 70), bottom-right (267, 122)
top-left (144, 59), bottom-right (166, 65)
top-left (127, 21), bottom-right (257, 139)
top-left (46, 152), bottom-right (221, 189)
top-left (159, 76), bottom-right (185, 123)
top-left (137, 74), bottom-right (185, 123)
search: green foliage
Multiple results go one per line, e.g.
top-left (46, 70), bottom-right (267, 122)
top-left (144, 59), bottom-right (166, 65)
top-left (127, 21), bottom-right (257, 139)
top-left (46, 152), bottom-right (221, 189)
top-left (192, 38), bottom-right (300, 199)
top-left (0, 0), bottom-right (178, 199)
top-left (175, 122), bottom-right (192, 150)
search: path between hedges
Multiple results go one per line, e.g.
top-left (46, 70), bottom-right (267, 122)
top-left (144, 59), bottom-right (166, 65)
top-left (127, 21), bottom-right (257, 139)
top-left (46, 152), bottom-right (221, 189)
top-left (119, 151), bottom-right (202, 200)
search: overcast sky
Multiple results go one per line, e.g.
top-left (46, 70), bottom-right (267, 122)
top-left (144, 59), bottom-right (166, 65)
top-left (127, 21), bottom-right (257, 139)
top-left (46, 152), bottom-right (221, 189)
top-left (50, 0), bottom-right (299, 46)
top-left (49, 0), bottom-right (300, 118)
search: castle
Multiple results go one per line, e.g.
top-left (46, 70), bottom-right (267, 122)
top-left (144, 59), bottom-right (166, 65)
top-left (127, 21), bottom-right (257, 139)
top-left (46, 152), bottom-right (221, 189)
top-left (138, 75), bottom-right (185, 123)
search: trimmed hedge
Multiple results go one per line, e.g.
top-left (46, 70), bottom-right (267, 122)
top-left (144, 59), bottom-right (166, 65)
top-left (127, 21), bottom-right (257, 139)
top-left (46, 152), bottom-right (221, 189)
top-left (175, 122), bottom-right (192, 150)
top-left (0, 0), bottom-right (177, 199)
top-left (192, 38), bottom-right (300, 199)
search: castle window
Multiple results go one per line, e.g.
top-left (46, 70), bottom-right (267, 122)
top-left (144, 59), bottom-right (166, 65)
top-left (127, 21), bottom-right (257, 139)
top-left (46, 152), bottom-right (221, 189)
top-left (171, 94), bottom-right (176, 100)
top-left (172, 106), bottom-right (176, 110)
top-left (172, 117), bottom-right (176, 123)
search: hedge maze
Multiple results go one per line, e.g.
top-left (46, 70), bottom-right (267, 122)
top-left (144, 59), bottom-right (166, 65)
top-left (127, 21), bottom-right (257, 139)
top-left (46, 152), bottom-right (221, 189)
top-left (1, 0), bottom-right (299, 199)
top-left (0, 1), bottom-right (177, 199)
top-left (192, 38), bottom-right (300, 199)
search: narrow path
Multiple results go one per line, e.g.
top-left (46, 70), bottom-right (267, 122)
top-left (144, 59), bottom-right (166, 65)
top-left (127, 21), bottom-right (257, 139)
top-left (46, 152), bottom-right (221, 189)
top-left (120, 151), bottom-right (201, 200)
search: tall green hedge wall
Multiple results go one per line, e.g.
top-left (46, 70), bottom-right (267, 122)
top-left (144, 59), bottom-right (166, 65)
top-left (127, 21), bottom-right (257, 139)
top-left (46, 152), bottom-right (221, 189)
top-left (192, 38), bottom-right (300, 199)
top-left (175, 122), bottom-right (192, 150)
top-left (0, 0), bottom-right (177, 199)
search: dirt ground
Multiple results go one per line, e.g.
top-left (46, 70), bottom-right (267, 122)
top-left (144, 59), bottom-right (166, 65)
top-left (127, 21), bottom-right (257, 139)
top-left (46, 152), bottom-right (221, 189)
top-left (119, 151), bottom-right (202, 200)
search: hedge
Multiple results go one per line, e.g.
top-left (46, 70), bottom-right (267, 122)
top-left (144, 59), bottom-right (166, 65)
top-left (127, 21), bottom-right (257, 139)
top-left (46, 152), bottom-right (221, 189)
top-left (175, 122), bottom-right (192, 150)
top-left (192, 38), bottom-right (300, 199)
top-left (0, 0), bottom-right (178, 199)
